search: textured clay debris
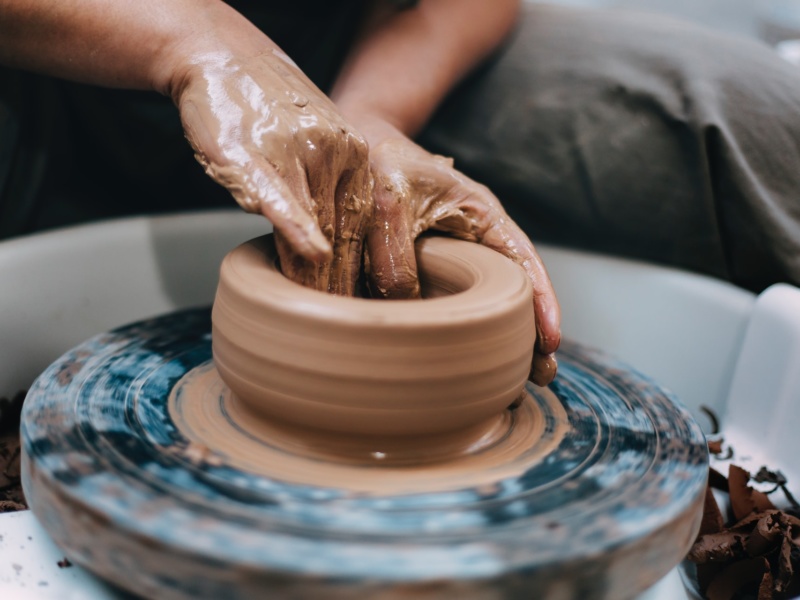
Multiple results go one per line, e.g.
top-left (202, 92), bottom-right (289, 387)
top-left (688, 451), bottom-right (800, 600)
top-left (0, 391), bottom-right (27, 513)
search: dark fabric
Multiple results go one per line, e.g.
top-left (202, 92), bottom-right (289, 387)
top-left (420, 4), bottom-right (800, 292)
top-left (0, 71), bottom-right (58, 238)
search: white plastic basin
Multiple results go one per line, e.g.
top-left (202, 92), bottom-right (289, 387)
top-left (1, 210), bottom-right (798, 599)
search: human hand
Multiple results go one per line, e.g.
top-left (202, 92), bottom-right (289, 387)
top-left (363, 131), bottom-right (560, 386)
top-left (173, 50), bottom-right (372, 295)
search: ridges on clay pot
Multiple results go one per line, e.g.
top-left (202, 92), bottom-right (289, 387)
top-left (211, 234), bottom-right (535, 454)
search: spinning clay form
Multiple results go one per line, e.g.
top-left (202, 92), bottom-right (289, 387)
top-left (212, 234), bottom-right (536, 443)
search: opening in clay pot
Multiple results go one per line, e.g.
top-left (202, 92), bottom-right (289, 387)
top-left (212, 234), bottom-right (535, 454)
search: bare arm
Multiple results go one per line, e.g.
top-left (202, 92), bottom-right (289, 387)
top-left (331, 0), bottom-right (520, 142)
top-left (0, 0), bottom-right (272, 93)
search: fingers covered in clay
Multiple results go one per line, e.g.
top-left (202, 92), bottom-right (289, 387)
top-left (367, 167), bottom-right (421, 299)
top-left (274, 130), bottom-right (371, 295)
top-left (366, 138), bottom-right (561, 384)
top-left (175, 50), bottom-right (372, 295)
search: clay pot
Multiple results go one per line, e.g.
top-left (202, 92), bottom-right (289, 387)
top-left (212, 234), bottom-right (535, 438)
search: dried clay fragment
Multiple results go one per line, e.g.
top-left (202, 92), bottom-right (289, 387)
top-left (776, 535), bottom-right (794, 594)
top-left (705, 556), bottom-right (771, 600)
top-left (707, 438), bottom-right (733, 460)
top-left (688, 530), bottom-right (747, 563)
top-left (688, 461), bottom-right (800, 600)
top-left (708, 467), bottom-right (729, 492)
top-left (0, 500), bottom-right (26, 513)
top-left (745, 512), bottom-right (785, 556)
top-left (698, 486), bottom-right (725, 537)
top-left (729, 465), bottom-right (776, 521)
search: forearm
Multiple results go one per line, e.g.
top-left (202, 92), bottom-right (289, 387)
top-left (331, 0), bottom-right (520, 143)
top-left (0, 0), bottom-right (274, 95)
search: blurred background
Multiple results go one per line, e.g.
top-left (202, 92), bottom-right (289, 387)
top-left (530, 0), bottom-right (800, 63)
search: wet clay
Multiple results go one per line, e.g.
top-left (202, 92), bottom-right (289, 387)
top-left (174, 49), bottom-right (558, 387)
top-left (168, 360), bottom-right (569, 495)
top-left (364, 137), bottom-right (560, 387)
top-left (177, 49), bottom-right (372, 295)
top-left (211, 234), bottom-right (536, 446)
top-left (366, 138), bottom-right (551, 302)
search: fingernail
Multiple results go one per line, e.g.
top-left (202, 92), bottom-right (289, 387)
top-left (529, 352), bottom-right (558, 386)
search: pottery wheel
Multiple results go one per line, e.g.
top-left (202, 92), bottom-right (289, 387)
top-left (21, 308), bottom-right (707, 600)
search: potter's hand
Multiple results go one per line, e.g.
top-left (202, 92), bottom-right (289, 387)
top-left (0, 1), bottom-right (369, 296)
top-left (328, 0), bottom-right (547, 377)
top-left (365, 133), bottom-right (560, 386)
top-left (174, 51), bottom-right (372, 295)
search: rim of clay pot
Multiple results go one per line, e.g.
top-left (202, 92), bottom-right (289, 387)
top-left (213, 234), bottom-right (534, 329)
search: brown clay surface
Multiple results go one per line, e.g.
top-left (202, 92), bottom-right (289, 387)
top-left (211, 234), bottom-right (536, 438)
top-left (0, 391), bottom-right (26, 512)
top-left (186, 232), bottom-right (548, 493)
top-left (168, 361), bottom-right (569, 495)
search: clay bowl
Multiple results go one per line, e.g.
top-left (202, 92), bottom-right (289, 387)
top-left (211, 234), bottom-right (535, 442)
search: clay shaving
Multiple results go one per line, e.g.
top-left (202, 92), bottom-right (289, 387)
top-left (0, 391), bottom-right (27, 513)
top-left (688, 442), bottom-right (800, 600)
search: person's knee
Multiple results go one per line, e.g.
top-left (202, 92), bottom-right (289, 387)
top-left (422, 4), bottom-right (800, 288)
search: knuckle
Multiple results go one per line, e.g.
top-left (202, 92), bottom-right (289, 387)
top-left (370, 270), bottom-right (420, 300)
top-left (350, 132), bottom-right (369, 159)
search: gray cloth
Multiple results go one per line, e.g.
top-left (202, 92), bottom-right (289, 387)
top-left (420, 3), bottom-right (800, 292)
top-left (526, 0), bottom-right (764, 38)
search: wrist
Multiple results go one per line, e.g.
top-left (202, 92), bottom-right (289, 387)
top-left (337, 106), bottom-right (408, 148)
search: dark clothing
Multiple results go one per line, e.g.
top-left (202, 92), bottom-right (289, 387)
top-left (421, 5), bottom-right (800, 293)
top-left (1, 2), bottom-right (799, 293)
